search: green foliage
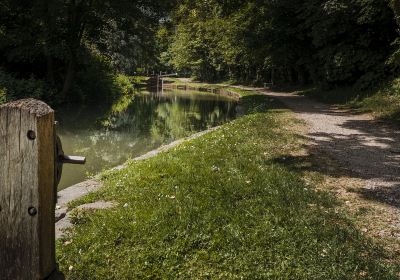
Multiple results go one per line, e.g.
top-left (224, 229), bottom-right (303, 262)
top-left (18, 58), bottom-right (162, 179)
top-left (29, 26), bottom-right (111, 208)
top-left (116, 74), bottom-right (138, 95)
top-left (0, 0), bottom-right (174, 103)
top-left (168, 1), bottom-right (247, 82)
top-left (68, 54), bottom-right (138, 104)
top-left (0, 69), bottom-right (53, 103)
top-left (354, 77), bottom-right (400, 121)
top-left (303, 77), bottom-right (400, 123)
top-left (166, 0), bottom-right (398, 88)
top-left (0, 87), bottom-right (6, 104)
top-left (58, 93), bottom-right (397, 279)
top-left (71, 55), bottom-right (117, 103)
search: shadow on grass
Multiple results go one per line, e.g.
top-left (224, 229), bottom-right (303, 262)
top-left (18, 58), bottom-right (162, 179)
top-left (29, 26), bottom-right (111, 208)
top-left (262, 91), bottom-right (400, 210)
top-left (270, 152), bottom-right (400, 209)
top-left (240, 94), bottom-right (286, 114)
top-left (302, 87), bottom-right (400, 124)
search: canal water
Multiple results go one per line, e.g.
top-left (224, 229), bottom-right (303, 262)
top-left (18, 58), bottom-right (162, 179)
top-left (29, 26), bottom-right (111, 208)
top-left (56, 90), bottom-right (239, 190)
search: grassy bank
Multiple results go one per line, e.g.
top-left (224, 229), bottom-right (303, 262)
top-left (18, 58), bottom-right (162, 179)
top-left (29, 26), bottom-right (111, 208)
top-left (163, 77), bottom-right (234, 91)
top-left (163, 77), bottom-right (226, 89)
top-left (162, 78), bottom-right (256, 100)
top-left (57, 91), bottom-right (398, 279)
top-left (302, 78), bottom-right (400, 123)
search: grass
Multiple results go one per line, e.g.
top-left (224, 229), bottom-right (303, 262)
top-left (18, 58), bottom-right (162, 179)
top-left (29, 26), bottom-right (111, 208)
top-left (162, 77), bottom-right (257, 100)
top-left (302, 78), bottom-right (400, 123)
top-left (57, 91), bottom-right (398, 279)
top-left (131, 75), bottom-right (150, 88)
top-left (0, 87), bottom-right (5, 104)
top-left (163, 77), bottom-right (224, 89)
top-left (163, 77), bottom-right (236, 91)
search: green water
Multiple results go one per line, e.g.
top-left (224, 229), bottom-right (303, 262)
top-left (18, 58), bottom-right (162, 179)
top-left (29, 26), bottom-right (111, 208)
top-left (56, 90), bottom-right (239, 190)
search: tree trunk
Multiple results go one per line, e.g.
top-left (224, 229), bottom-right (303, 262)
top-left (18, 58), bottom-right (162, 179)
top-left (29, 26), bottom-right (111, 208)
top-left (45, 53), bottom-right (55, 85)
top-left (286, 67), bottom-right (292, 84)
top-left (271, 68), bottom-right (275, 86)
top-left (43, 0), bottom-right (56, 85)
top-left (60, 53), bottom-right (76, 100)
top-left (59, 0), bottom-right (91, 101)
top-left (297, 67), bottom-right (306, 86)
top-left (391, 0), bottom-right (400, 27)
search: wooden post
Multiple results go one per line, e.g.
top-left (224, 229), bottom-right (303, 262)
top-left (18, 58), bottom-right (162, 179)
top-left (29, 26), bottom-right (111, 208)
top-left (0, 99), bottom-right (56, 279)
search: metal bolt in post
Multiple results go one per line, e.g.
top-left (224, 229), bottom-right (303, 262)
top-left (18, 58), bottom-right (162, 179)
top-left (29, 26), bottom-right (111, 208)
top-left (28, 207), bottom-right (38, 216)
top-left (27, 130), bottom-right (36, 140)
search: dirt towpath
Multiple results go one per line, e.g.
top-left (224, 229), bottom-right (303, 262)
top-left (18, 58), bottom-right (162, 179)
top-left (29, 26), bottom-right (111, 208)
top-left (262, 90), bottom-right (400, 253)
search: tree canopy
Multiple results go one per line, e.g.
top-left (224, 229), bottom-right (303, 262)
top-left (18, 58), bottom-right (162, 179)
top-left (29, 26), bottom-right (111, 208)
top-left (166, 0), bottom-right (398, 88)
top-left (0, 0), bottom-right (174, 103)
top-left (1, 0), bottom-right (400, 104)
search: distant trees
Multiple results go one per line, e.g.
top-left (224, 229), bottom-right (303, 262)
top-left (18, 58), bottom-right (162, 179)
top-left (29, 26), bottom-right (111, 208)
top-left (167, 0), bottom-right (398, 88)
top-left (0, 0), bottom-right (174, 103)
top-left (2, 0), bottom-right (399, 103)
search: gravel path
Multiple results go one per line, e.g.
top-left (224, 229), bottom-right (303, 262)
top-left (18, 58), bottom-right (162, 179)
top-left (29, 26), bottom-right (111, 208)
top-left (262, 91), bottom-right (400, 241)
top-left (267, 92), bottom-right (400, 181)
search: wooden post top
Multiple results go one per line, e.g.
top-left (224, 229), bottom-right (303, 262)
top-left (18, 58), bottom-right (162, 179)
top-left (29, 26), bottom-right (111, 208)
top-left (1, 98), bottom-right (54, 117)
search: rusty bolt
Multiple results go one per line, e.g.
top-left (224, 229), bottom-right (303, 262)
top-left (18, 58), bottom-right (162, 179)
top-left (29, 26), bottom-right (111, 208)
top-left (28, 207), bottom-right (37, 216)
top-left (27, 130), bottom-right (36, 140)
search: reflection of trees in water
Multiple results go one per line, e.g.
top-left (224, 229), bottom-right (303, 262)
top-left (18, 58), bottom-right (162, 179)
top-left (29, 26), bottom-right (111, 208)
top-left (103, 94), bottom-right (159, 133)
top-left (57, 92), bottom-right (238, 187)
top-left (151, 97), bottom-right (237, 143)
top-left (102, 93), bottom-right (238, 144)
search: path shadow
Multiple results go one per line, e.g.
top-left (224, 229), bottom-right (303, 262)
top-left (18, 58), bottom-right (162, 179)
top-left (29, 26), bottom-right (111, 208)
top-left (265, 91), bottom-right (400, 209)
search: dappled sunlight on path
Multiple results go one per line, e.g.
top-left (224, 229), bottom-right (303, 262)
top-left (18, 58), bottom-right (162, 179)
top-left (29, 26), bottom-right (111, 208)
top-left (263, 90), bottom-right (400, 246)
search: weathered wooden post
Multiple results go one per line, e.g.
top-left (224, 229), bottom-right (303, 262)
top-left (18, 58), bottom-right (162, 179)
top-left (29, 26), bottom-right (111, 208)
top-left (0, 99), bottom-right (56, 280)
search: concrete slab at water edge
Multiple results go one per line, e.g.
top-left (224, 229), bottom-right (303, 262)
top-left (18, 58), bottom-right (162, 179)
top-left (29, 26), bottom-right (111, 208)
top-left (56, 201), bottom-right (117, 239)
top-left (57, 179), bottom-right (103, 207)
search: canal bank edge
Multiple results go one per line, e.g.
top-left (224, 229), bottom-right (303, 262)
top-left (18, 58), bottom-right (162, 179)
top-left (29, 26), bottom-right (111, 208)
top-left (162, 83), bottom-right (241, 100)
top-left (55, 126), bottom-right (222, 238)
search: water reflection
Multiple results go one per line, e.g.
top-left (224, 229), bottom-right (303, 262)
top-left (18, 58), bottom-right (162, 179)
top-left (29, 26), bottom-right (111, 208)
top-left (56, 90), bottom-right (238, 189)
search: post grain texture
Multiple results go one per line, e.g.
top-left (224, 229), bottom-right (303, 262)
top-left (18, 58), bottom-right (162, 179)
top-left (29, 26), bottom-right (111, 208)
top-left (0, 99), bottom-right (56, 280)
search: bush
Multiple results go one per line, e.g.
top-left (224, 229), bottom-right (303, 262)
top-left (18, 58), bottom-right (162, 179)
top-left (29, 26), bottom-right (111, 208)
top-left (0, 87), bottom-right (6, 104)
top-left (72, 54), bottom-right (135, 104)
top-left (0, 56), bottom-right (137, 106)
top-left (71, 55), bottom-right (117, 103)
top-left (0, 69), bottom-right (53, 103)
top-left (115, 74), bottom-right (135, 95)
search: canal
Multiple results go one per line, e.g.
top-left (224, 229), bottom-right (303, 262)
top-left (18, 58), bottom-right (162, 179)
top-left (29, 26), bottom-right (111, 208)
top-left (56, 89), bottom-right (239, 189)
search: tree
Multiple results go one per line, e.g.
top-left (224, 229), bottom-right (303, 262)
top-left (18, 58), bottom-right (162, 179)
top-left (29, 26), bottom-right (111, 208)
top-left (167, 0), bottom-right (398, 88)
top-left (0, 0), bottom-right (175, 102)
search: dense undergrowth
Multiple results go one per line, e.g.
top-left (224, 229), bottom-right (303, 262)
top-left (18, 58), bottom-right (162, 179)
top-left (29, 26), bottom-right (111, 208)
top-left (57, 92), bottom-right (398, 279)
top-left (0, 69), bottom-right (54, 104)
top-left (0, 62), bottom-right (145, 107)
top-left (303, 78), bottom-right (400, 123)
